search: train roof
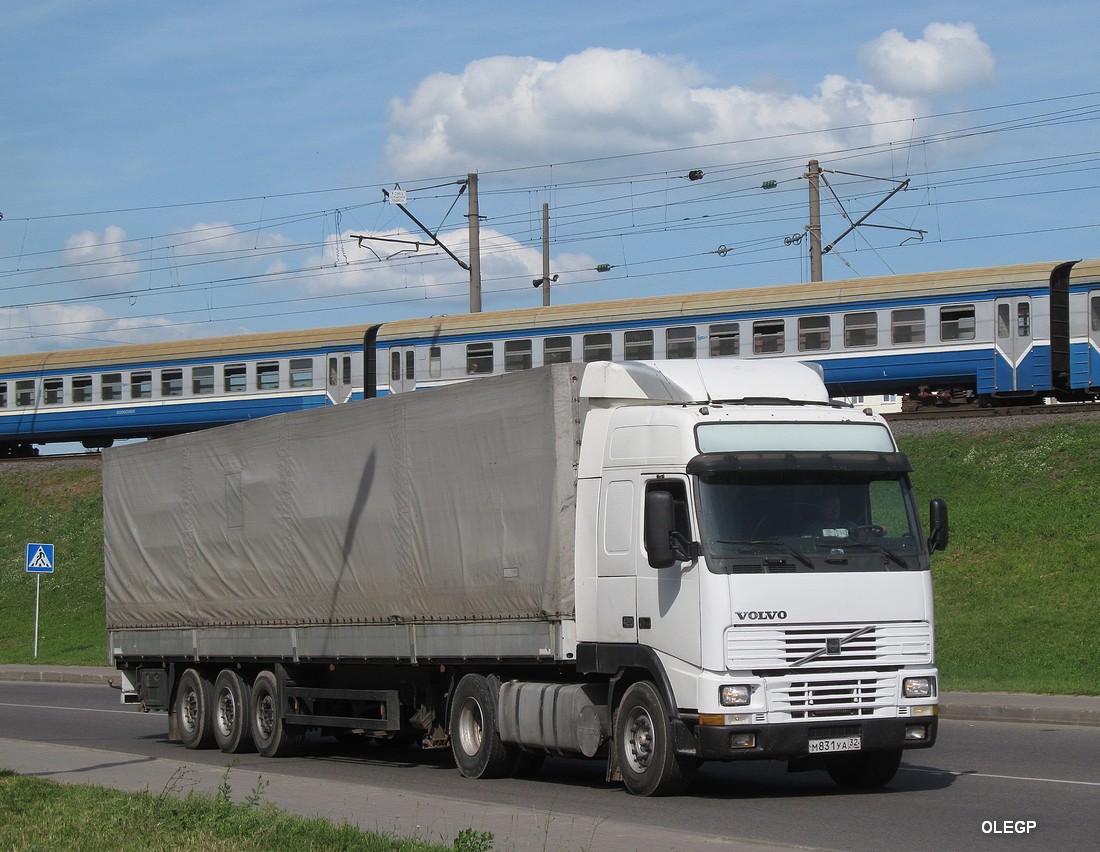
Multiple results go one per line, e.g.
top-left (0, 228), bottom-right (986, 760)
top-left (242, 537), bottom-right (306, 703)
top-left (0, 324), bottom-right (369, 373)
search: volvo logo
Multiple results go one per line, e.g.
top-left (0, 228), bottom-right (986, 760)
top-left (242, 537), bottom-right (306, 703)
top-left (735, 610), bottom-right (788, 621)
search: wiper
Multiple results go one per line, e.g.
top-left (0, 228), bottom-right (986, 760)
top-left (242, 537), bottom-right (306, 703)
top-left (717, 539), bottom-right (814, 570)
top-left (837, 541), bottom-right (910, 569)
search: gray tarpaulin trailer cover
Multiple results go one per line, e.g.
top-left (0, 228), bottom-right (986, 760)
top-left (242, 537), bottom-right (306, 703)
top-left (104, 364), bottom-right (583, 632)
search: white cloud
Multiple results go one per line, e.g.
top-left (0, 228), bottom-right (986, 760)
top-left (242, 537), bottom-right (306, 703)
top-left (859, 22), bottom-right (996, 96)
top-left (384, 47), bottom-right (928, 177)
top-left (62, 225), bottom-right (141, 283)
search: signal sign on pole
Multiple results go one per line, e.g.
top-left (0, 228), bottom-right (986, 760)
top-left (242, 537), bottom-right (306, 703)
top-left (25, 543), bottom-right (55, 659)
top-left (26, 543), bottom-right (55, 574)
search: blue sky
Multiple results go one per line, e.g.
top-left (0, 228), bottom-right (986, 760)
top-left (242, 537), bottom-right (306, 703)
top-left (2, 1), bottom-right (1099, 355)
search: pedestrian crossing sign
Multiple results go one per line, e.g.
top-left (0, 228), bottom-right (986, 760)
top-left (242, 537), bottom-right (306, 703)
top-left (26, 543), bottom-right (55, 574)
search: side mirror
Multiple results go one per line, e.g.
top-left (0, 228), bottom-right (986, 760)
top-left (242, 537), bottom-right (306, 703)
top-left (644, 490), bottom-right (698, 569)
top-left (928, 498), bottom-right (949, 552)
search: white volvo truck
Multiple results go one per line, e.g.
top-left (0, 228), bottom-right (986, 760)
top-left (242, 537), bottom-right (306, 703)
top-left (107, 359), bottom-right (947, 796)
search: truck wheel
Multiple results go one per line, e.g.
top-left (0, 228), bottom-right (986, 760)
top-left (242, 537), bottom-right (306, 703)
top-left (450, 673), bottom-right (512, 779)
top-left (250, 670), bottom-right (302, 757)
top-left (825, 748), bottom-right (903, 789)
top-left (175, 668), bottom-right (215, 750)
top-left (614, 681), bottom-right (688, 796)
top-left (213, 669), bottom-right (255, 754)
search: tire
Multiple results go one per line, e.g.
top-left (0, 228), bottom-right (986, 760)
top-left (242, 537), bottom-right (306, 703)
top-left (250, 670), bottom-right (302, 757)
top-left (449, 674), bottom-right (513, 779)
top-left (614, 681), bottom-right (689, 796)
top-left (174, 668), bottom-right (215, 750)
top-left (825, 748), bottom-right (903, 789)
top-left (213, 669), bottom-right (255, 754)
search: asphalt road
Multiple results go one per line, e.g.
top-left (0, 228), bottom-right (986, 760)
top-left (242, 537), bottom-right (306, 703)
top-left (1, 681), bottom-right (1097, 851)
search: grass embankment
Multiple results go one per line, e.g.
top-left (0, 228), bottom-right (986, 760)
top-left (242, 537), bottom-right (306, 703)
top-left (0, 769), bottom-right (483, 851)
top-left (903, 418), bottom-right (1100, 695)
top-left (1, 420), bottom-right (1098, 693)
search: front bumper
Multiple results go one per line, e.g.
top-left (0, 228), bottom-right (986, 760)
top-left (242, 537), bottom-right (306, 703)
top-left (686, 714), bottom-right (938, 761)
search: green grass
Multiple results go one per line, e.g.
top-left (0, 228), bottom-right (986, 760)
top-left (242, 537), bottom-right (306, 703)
top-left (902, 420), bottom-right (1100, 695)
top-left (1, 422), bottom-right (1098, 694)
top-left (0, 768), bottom-right (477, 851)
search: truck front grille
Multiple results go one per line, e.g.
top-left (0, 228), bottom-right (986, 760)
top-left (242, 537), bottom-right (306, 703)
top-left (725, 621), bottom-right (931, 670)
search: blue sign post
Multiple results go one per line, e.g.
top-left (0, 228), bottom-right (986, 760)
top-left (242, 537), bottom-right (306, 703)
top-left (26, 544), bottom-right (55, 659)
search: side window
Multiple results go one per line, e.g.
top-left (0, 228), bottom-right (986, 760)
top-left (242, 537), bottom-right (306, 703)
top-left (0, 382), bottom-right (6, 408)
top-left (290, 358), bottom-right (314, 388)
top-left (666, 326), bottom-right (696, 359)
top-left (624, 330), bottom-right (654, 360)
top-left (43, 378), bottom-right (64, 405)
top-left (256, 362), bottom-right (280, 390)
top-left (844, 312), bottom-right (878, 348)
top-left (583, 333), bottom-right (612, 362)
top-left (225, 363), bottom-right (247, 393)
top-left (101, 373), bottom-right (122, 401)
top-left (1091, 295), bottom-right (1100, 332)
top-left (466, 342), bottom-right (494, 374)
top-left (404, 351), bottom-right (414, 381)
top-left (429, 346), bottom-right (442, 378)
top-left (941, 305), bottom-right (976, 341)
top-left (709, 323), bottom-right (739, 357)
top-left (192, 366), bottom-right (215, 395)
top-left (130, 371), bottom-right (152, 400)
top-left (390, 351), bottom-right (401, 382)
top-left (161, 368), bottom-right (183, 397)
top-left (798, 315), bottom-right (830, 351)
top-left (72, 375), bottom-right (93, 403)
top-left (892, 308), bottom-right (925, 344)
top-left (16, 380), bottom-right (36, 407)
top-left (505, 339), bottom-right (532, 372)
top-left (1017, 303), bottom-right (1031, 338)
top-left (644, 479), bottom-right (692, 569)
top-left (544, 336), bottom-right (572, 365)
top-left (753, 320), bottom-right (784, 354)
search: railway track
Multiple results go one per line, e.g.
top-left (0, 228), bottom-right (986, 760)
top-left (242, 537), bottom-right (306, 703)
top-left (885, 401), bottom-right (1100, 422)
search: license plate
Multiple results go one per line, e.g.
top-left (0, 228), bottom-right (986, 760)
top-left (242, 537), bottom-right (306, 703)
top-left (808, 735), bottom-right (862, 754)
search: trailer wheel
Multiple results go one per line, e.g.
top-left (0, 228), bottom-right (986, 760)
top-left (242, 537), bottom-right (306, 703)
top-left (175, 668), bottom-right (215, 750)
top-left (825, 748), bottom-right (902, 789)
top-left (450, 674), bottom-right (512, 779)
top-left (213, 669), bottom-right (255, 754)
top-left (250, 670), bottom-right (302, 757)
top-left (614, 681), bottom-right (688, 796)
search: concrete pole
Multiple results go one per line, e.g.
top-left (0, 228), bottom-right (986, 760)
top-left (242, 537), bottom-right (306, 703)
top-left (467, 172), bottom-right (482, 312)
top-left (807, 159), bottom-right (823, 283)
top-left (541, 202), bottom-right (551, 307)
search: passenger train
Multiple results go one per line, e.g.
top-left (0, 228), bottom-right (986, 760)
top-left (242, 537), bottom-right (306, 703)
top-left (3, 257), bottom-right (1098, 455)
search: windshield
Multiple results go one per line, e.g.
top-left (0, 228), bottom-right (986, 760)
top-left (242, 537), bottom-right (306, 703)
top-left (694, 469), bottom-right (925, 573)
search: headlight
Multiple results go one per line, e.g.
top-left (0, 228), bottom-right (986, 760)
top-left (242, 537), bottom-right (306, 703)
top-left (903, 676), bottom-right (936, 699)
top-left (719, 684), bottom-right (751, 706)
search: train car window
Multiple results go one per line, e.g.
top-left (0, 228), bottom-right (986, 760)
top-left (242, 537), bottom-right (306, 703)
top-left (798, 315), bottom-right (830, 351)
top-left (130, 371), bottom-right (152, 400)
top-left (753, 320), bottom-right (785, 354)
top-left (256, 362), bottom-right (280, 390)
top-left (996, 303), bottom-right (1011, 339)
top-left (390, 351), bottom-right (401, 382)
top-left (940, 306), bottom-right (976, 341)
top-left (891, 308), bottom-right (925, 344)
top-left (16, 380), bottom-right (35, 407)
top-left (0, 382), bottom-right (6, 408)
top-left (192, 366), bottom-right (215, 395)
top-left (666, 326), bottom-right (697, 359)
top-left (844, 312), bottom-right (878, 348)
top-left (290, 358), bottom-right (313, 388)
top-left (44, 378), bottom-right (64, 406)
top-left (429, 346), bottom-right (442, 378)
top-left (72, 376), bottom-right (93, 403)
top-left (1017, 303), bottom-right (1031, 338)
top-left (343, 356), bottom-right (353, 385)
top-left (583, 333), bottom-right (612, 362)
top-left (466, 342), bottom-right (494, 374)
top-left (708, 324), bottom-right (739, 357)
top-left (225, 364), bottom-right (247, 393)
top-left (1092, 296), bottom-right (1100, 332)
top-left (544, 336), bottom-right (572, 365)
top-left (505, 339), bottom-right (533, 372)
top-left (625, 329), bottom-right (654, 359)
top-left (161, 369), bottom-right (183, 397)
top-left (101, 373), bottom-right (123, 401)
